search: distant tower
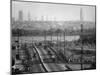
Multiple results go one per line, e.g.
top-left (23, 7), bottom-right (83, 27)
top-left (18, 10), bottom-right (23, 21)
top-left (80, 8), bottom-right (83, 22)
top-left (41, 16), bottom-right (44, 21)
top-left (28, 12), bottom-right (31, 21)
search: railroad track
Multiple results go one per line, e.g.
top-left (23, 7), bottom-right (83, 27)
top-left (48, 46), bottom-right (72, 71)
top-left (33, 43), bottom-right (72, 72)
top-left (33, 44), bottom-right (48, 72)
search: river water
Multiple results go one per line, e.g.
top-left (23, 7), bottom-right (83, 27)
top-left (12, 35), bottom-right (80, 43)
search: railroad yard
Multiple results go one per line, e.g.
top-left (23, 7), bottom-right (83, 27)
top-left (12, 38), bottom-right (96, 74)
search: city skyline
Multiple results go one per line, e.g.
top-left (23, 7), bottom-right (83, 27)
top-left (12, 1), bottom-right (95, 22)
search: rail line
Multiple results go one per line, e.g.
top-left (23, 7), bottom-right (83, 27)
top-left (33, 44), bottom-right (69, 72)
top-left (33, 44), bottom-right (48, 72)
top-left (48, 46), bottom-right (72, 71)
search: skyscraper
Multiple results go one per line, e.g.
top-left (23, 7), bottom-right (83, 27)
top-left (18, 10), bottom-right (23, 21)
top-left (28, 12), bottom-right (31, 21)
top-left (80, 8), bottom-right (83, 22)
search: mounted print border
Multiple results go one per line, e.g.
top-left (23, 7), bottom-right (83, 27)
top-left (11, 0), bottom-right (96, 75)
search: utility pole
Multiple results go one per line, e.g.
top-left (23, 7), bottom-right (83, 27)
top-left (60, 31), bottom-right (62, 52)
top-left (51, 29), bottom-right (52, 43)
top-left (80, 24), bottom-right (83, 70)
top-left (15, 28), bottom-right (20, 60)
top-left (64, 30), bottom-right (66, 55)
top-left (80, 7), bottom-right (83, 70)
top-left (44, 30), bottom-right (47, 44)
top-left (57, 31), bottom-right (58, 51)
top-left (49, 24), bottom-right (52, 43)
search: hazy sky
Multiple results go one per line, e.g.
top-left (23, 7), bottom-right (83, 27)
top-left (12, 1), bottom-right (95, 22)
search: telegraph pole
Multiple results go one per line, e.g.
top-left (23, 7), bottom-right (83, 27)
top-left (50, 24), bottom-right (52, 43)
top-left (57, 30), bottom-right (58, 51)
top-left (51, 30), bottom-right (52, 43)
top-left (16, 25), bottom-right (20, 60)
top-left (60, 31), bottom-right (62, 52)
top-left (80, 24), bottom-right (83, 70)
top-left (44, 30), bottom-right (46, 44)
top-left (80, 7), bottom-right (83, 70)
top-left (63, 30), bottom-right (66, 55)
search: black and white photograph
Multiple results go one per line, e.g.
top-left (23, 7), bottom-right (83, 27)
top-left (11, 0), bottom-right (96, 74)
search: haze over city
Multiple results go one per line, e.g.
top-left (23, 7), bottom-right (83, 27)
top-left (12, 1), bottom-right (95, 22)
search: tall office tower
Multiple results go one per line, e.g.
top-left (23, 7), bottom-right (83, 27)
top-left (18, 10), bottom-right (23, 22)
top-left (80, 8), bottom-right (83, 22)
top-left (28, 12), bottom-right (31, 21)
